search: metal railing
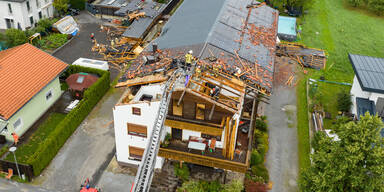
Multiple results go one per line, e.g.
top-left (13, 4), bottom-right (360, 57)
top-left (131, 69), bottom-right (183, 192)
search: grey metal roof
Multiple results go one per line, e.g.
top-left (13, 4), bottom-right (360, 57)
top-left (155, 0), bottom-right (226, 49)
top-left (350, 54), bottom-right (384, 94)
top-left (119, 0), bottom-right (168, 38)
top-left (122, 18), bottom-right (153, 39)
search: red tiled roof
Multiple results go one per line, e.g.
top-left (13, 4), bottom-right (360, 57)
top-left (66, 73), bottom-right (99, 91)
top-left (0, 43), bottom-right (68, 120)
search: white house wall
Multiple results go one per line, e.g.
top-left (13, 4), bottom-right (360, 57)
top-left (350, 75), bottom-right (384, 115)
top-left (0, 0), bottom-right (53, 30)
top-left (113, 101), bottom-right (164, 169)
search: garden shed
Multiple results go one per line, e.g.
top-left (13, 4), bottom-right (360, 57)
top-left (66, 72), bottom-right (99, 99)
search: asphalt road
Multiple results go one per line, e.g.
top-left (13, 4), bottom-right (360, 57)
top-left (265, 84), bottom-right (299, 192)
top-left (53, 11), bottom-right (120, 82)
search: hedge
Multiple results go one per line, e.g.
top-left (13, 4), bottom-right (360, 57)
top-left (8, 65), bottom-right (110, 177)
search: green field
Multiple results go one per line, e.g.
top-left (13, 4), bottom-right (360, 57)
top-left (296, 0), bottom-right (384, 172)
top-left (5, 113), bottom-right (66, 163)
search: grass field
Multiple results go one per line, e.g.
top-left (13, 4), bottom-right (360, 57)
top-left (5, 113), bottom-right (66, 163)
top-left (296, 0), bottom-right (384, 172)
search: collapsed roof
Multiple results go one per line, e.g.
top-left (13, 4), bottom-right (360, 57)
top-left (121, 0), bottom-right (278, 94)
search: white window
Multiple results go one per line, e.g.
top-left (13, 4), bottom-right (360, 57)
top-left (46, 89), bottom-right (53, 101)
top-left (13, 118), bottom-right (22, 130)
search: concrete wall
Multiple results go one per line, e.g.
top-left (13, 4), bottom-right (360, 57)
top-left (0, 0), bottom-right (53, 30)
top-left (350, 75), bottom-right (384, 115)
top-left (1, 77), bottom-right (62, 140)
top-left (113, 100), bottom-right (164, 169)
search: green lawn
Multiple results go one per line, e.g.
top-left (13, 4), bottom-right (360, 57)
top-left (296, 0), bottom-right (384, 172)
top-left (5, 113), bottom-right (66, 163)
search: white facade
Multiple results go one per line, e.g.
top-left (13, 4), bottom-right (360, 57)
top-left (0, 0), bottom-right (54, 30)
top-left (113, 84), bottom-right (165, 169)
top-left (350, 75), bottom-right (384, 115)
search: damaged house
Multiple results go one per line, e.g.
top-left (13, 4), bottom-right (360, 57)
top-left (113, 0), bottom-right (278, 175)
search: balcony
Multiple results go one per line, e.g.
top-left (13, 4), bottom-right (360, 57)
top-left (158, 122), bottom-right (251, 173)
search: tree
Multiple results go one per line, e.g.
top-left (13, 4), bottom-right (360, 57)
top-left (5, 29), bottom-right (27, 47)
top-left (53, 0), bottom-right (69, 15)
top-left (299, 113), bottom-right (384, 191)
top-left (337, 91), bottom-right (352, 113)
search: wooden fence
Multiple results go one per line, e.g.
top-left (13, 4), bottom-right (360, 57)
top-left (0, 159), bottom-right (33, 181)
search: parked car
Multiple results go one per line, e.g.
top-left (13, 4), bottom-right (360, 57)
top-left (69, 8), bottom-right (80, 16)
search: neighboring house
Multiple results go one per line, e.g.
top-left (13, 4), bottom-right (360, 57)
top-left (0, 0), bottom-right (54, 30)
top-left (350, 54), bottom-right (384, 119)
top-left (0, 43), bottom-right (68, 141)
top-left (113, 84), bottom-right (165, 169)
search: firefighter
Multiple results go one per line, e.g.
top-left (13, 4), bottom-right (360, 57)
top-left (195, 65), bottom-right (201, 79)
top-left (185, 50), bottom-right (193, 70)
top-left (11, 132), bottom-right (19, 145)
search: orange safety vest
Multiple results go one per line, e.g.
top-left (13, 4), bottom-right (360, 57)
top-left (12, 133), bottom-right (19, 144)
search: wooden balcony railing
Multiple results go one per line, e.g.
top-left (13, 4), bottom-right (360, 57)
top-left (158, 148), bottom-right (248, 173)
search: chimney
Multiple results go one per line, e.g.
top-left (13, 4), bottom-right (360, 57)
top-left (152, 43), bottom-right (158, 55)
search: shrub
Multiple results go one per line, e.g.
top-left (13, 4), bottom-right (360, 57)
top-left (251, 164), bottom-right (269, 183)
top-left (337, 91), bottom-right (352, 113)
top-left (5, 65), bottom-right (110, 177)
top-left (250, 149), bottom-right (263, 166)
top-left (0, 145), bottom-right (9, 158)
top-left (222, 180), bottom-right (244, 192)
top-left (174, 163), bottom-right (190, 181)
top-left (255, 119), bottom-right (267, 132)
top-left (5, 29), bottom-right (27, 47)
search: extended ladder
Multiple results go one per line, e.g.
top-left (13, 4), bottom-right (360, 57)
top-left (131, 69), bottom-right (183, 192)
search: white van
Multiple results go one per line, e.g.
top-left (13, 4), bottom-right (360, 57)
top-left (72, 58), bottom-right (109, 71)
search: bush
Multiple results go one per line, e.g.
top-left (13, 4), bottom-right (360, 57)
top-left (0, 145), bottom-right (9, 158)
top-left (174, 163), bottom-right (190, 181)
top-left (250, 149), bottom-right (263, 166)
top-left (255, 119), bottom-right (267, 132)
top-left (177, 180), bottom-right (223, 192)
top-left (337, 91), bottom-right (352, 113)
top-left (6, 65), bottom-right (110, 176)
top-left (251, 164), bottom-right (269, 183)
top-left (5, 29), bottom-right (27, 47)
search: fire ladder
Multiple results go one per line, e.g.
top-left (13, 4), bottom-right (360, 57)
top-left (131, 69), bottom-right (184, 192)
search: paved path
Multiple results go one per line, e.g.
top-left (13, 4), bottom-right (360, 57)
top-left (0, 178), bottom-right (62, 192)
top-left (265, 59), bottom-right (299, 192)
top-left (32, 88), bottom-right (124, 191)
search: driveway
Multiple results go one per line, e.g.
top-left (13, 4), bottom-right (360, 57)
top-left (265, 59), bottom-right (299, 192)
top-left (0, 178), bottom-right (63, 192)
top-left (53, 11), bottom-right (120, 82)
top-left (32, 87), bottom-right (124, 191)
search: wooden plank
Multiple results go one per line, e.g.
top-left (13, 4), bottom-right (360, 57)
top-left (189, 89), bottom-right (237, 112)
top-left (202, 73), bottom-right (245, 93)
top-left (165, 119), bottom-right (223, 136)
top-left (115, 74), bottom-right (168, 87)
top-left (199, 76), bottom-right (241, 96)
top-left (158, 148), bottom-right (248, 173)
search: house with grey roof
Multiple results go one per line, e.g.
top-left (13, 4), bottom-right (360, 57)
top-left (0, 0), bottom-right (54, 30)
top-left (349, 54), bottom-right (384, 119)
